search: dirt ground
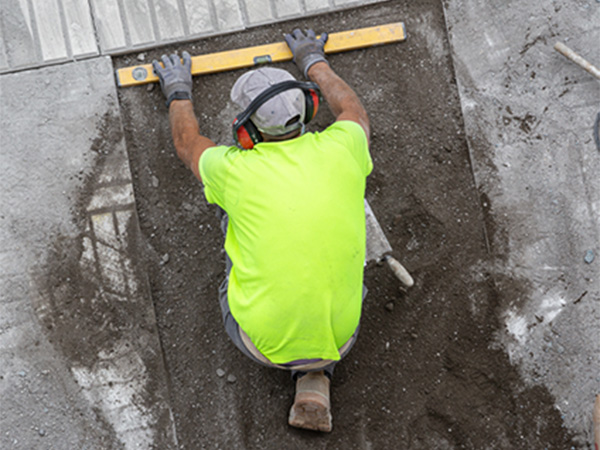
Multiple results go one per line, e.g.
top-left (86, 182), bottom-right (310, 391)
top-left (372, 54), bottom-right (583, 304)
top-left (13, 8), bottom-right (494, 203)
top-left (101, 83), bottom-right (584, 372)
top-left (115, 1), bottom-right (578, 448)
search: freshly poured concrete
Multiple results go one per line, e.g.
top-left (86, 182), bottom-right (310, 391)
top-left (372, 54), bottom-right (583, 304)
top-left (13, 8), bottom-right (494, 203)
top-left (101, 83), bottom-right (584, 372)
top-left (0, 57), bottom-right (176, 449)
top-left (443, 0), bottom-right (600, 445)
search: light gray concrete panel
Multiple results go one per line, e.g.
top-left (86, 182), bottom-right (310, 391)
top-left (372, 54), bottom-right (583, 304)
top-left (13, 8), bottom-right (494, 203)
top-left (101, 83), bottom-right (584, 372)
top-left (32, 0), bottom-right (68, 61)
top-left (244, 0), bottom-right (273, 24)
top-left (0, 0), bottom-right (38, 68)
top-left (96, 242), bottom-right (128, 293)
top-left (122, 0), bottom-right (155, 46)
top-left (0, 272), bottom-right (29, 303)
top-left (0, 56), bottom-right (176, 450)
top-left (91, 212), bottom-right (122, 249)
top-left (305, 0), bottom-right (331, 12)
top-left (443, 0), bottom-right (600, 445)
top-left (0, 27), bottom-right (7, 70)
top-left (214, 0), bottom-right (243, 31)
top-left (115, 210), bottom-right (140, 294)
top-left (272, 0), bottom-right (302, 18)
top-left (0, 58), bottom-right (121, 449)
top-left (62, 0), bottom-right (98, 56)
top-left (1, 0), bottom-right (388, 69)
top-left (97, 158), bottom-right (133, 184)
top-left (87, 183), bottom-right (136, 211)
top-left (181, 0), bottom-right (211, 35)
top-left (90, 0), bottom-right (127, 51)
top-left (154, 0), bottom-right (185, 40)
top-left (182, 0), bottom-right (213, 34)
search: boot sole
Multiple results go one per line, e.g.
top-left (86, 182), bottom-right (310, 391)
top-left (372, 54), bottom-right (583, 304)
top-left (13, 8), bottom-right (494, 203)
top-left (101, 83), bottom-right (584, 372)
top-left (288, 391), bottom-right (332, 432)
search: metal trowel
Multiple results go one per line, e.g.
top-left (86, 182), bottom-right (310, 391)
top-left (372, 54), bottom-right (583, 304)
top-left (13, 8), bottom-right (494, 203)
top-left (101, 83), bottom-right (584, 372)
top-left (365, 199), bottom-right (414, 287)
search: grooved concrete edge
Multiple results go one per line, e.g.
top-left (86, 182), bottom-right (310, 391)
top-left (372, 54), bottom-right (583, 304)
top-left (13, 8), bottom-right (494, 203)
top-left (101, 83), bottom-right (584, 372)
top-left (0, 0), bottom-right (388, 74)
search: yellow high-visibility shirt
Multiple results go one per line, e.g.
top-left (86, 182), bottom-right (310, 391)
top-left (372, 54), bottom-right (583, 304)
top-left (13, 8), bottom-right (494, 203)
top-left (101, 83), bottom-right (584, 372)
top-left (199, 121), bottom-right (372, 364)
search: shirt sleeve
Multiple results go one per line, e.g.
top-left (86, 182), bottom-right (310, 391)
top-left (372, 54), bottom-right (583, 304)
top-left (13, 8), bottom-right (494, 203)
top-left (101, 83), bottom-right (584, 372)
top-left (198, 145), bottom-right (234, 206)
top-left (320, 121), bottom-right (373, 176)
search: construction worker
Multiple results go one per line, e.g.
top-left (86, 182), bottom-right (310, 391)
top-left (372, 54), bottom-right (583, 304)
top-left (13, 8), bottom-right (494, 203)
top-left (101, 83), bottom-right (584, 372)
top-left (152, 29), bottom-right (372, 432)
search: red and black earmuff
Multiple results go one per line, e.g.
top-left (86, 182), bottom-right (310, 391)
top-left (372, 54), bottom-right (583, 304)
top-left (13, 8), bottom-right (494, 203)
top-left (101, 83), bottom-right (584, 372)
top-left (232, 80), bottom-right (321, 150)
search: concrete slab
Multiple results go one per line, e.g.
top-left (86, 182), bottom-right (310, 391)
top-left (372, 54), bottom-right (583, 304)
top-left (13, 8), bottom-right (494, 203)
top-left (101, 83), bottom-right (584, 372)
top-left (0, 0), bottom-right (388, 73)
top-left (442, 0), bottom-right (600, 445)
top-left (0, 57), bottom-right (176, 449)
top-left (0, 0), bottom-right (99, 72)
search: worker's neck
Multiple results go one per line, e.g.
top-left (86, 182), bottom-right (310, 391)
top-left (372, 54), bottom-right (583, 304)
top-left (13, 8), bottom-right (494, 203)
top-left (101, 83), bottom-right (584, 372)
top-left (261, 129), bottom-right (302, 142)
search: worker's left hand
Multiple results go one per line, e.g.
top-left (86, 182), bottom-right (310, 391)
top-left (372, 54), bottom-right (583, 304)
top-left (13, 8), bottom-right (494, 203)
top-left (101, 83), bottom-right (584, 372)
top-left (152, 52), bottom-right (192, 107)
top-left (284, 29), bottom-right (329, 78)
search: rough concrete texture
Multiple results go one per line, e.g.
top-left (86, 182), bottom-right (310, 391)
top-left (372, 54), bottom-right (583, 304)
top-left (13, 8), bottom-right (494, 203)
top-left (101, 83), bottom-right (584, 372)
top-left (0, 57), bottom-right (176, 449)
top-left (443, 0), bottom-right (600, 445)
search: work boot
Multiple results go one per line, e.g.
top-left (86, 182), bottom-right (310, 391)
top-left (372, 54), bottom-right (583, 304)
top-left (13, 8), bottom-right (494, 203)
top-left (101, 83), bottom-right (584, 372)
top-left (288, 371), bottom-right (332, 432)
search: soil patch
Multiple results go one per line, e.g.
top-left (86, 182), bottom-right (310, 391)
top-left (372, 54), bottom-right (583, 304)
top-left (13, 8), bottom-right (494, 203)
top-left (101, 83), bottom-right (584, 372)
top-left (115, 1), bottom-right (576, 448)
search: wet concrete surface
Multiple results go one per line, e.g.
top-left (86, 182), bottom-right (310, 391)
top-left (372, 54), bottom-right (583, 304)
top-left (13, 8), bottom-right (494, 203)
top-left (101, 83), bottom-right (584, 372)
top-left (444, 0), bottom-right (600, 445)
top-left (0, 57), bottom-right (175, 449)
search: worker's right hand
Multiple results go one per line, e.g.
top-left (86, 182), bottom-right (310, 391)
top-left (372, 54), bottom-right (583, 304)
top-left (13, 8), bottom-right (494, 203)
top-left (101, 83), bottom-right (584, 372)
top-left (152, 52), bottom-right (193, 107)
top-left (284, 29), bottom-right (329, 78)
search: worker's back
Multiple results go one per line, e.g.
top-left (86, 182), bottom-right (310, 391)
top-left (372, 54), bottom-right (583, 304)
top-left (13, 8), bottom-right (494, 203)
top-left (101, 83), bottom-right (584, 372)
top-left (200, 120), bottom-right (372, 364)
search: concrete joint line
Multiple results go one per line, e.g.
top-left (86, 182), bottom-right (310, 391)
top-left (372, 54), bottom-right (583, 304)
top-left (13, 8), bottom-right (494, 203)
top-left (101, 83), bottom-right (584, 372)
top-left (56, 0), bottom-right (74, 60)
top-left (176, 0), bottom-right (191, 37)
top-left (147, 0), bottom-right (162, 45)
top-left (86, 0), bottom-right (103, 55)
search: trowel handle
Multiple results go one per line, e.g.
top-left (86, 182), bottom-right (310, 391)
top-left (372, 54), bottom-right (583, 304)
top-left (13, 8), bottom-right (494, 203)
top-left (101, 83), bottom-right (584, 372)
top-left (384, 255), bottom-right (414, 288)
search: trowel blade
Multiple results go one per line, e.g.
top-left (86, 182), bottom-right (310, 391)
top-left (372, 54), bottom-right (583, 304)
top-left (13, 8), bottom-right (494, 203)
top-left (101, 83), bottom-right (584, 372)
top-left (365, 199), bottom-right (392, 262)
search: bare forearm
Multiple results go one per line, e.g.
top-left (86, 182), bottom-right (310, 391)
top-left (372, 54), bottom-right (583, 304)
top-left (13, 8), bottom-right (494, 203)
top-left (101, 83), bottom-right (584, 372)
top-left (169, 100), bottom-right (200, 164)
top-left (307, 62), bottom-right (370, 139)
top-left (169, 100), bottom-right (215, 177)
top-left (307, 62), bottom-right (360, 116)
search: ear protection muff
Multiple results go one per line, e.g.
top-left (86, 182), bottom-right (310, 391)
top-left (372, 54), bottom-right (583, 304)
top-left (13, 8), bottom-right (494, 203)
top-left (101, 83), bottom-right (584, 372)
top-left (232, 80), bottom-right (321, 149)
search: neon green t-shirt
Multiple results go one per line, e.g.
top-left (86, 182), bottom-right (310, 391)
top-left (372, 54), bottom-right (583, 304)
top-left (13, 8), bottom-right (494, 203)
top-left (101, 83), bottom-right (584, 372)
top-left (199, 121), bottom-right (373, 364)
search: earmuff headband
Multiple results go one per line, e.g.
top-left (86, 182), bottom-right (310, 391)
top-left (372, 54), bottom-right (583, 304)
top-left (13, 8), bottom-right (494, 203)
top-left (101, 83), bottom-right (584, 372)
top-left (232, 80), bottom-right (321, 149)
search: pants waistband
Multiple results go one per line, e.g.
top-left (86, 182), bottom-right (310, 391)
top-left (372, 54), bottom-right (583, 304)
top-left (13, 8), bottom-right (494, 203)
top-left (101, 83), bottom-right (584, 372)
top-left (238, 325), bottom-right (355, 371)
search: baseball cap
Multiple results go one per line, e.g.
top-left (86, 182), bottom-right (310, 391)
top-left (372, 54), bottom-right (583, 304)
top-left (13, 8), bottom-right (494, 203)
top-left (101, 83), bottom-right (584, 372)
top-left (231, 67), bottom-right (305, 136)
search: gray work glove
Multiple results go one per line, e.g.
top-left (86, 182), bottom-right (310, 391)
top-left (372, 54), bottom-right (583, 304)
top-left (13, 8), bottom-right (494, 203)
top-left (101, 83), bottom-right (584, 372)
top-left (152, 52), bottom-right (192, 107)
top-left (284, 29), bottom-right (329, 78)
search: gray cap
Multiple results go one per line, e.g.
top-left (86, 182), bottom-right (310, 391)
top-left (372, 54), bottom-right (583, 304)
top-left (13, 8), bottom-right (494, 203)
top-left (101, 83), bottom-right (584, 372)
top-left (231, 67), bottom-right (305, 136)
